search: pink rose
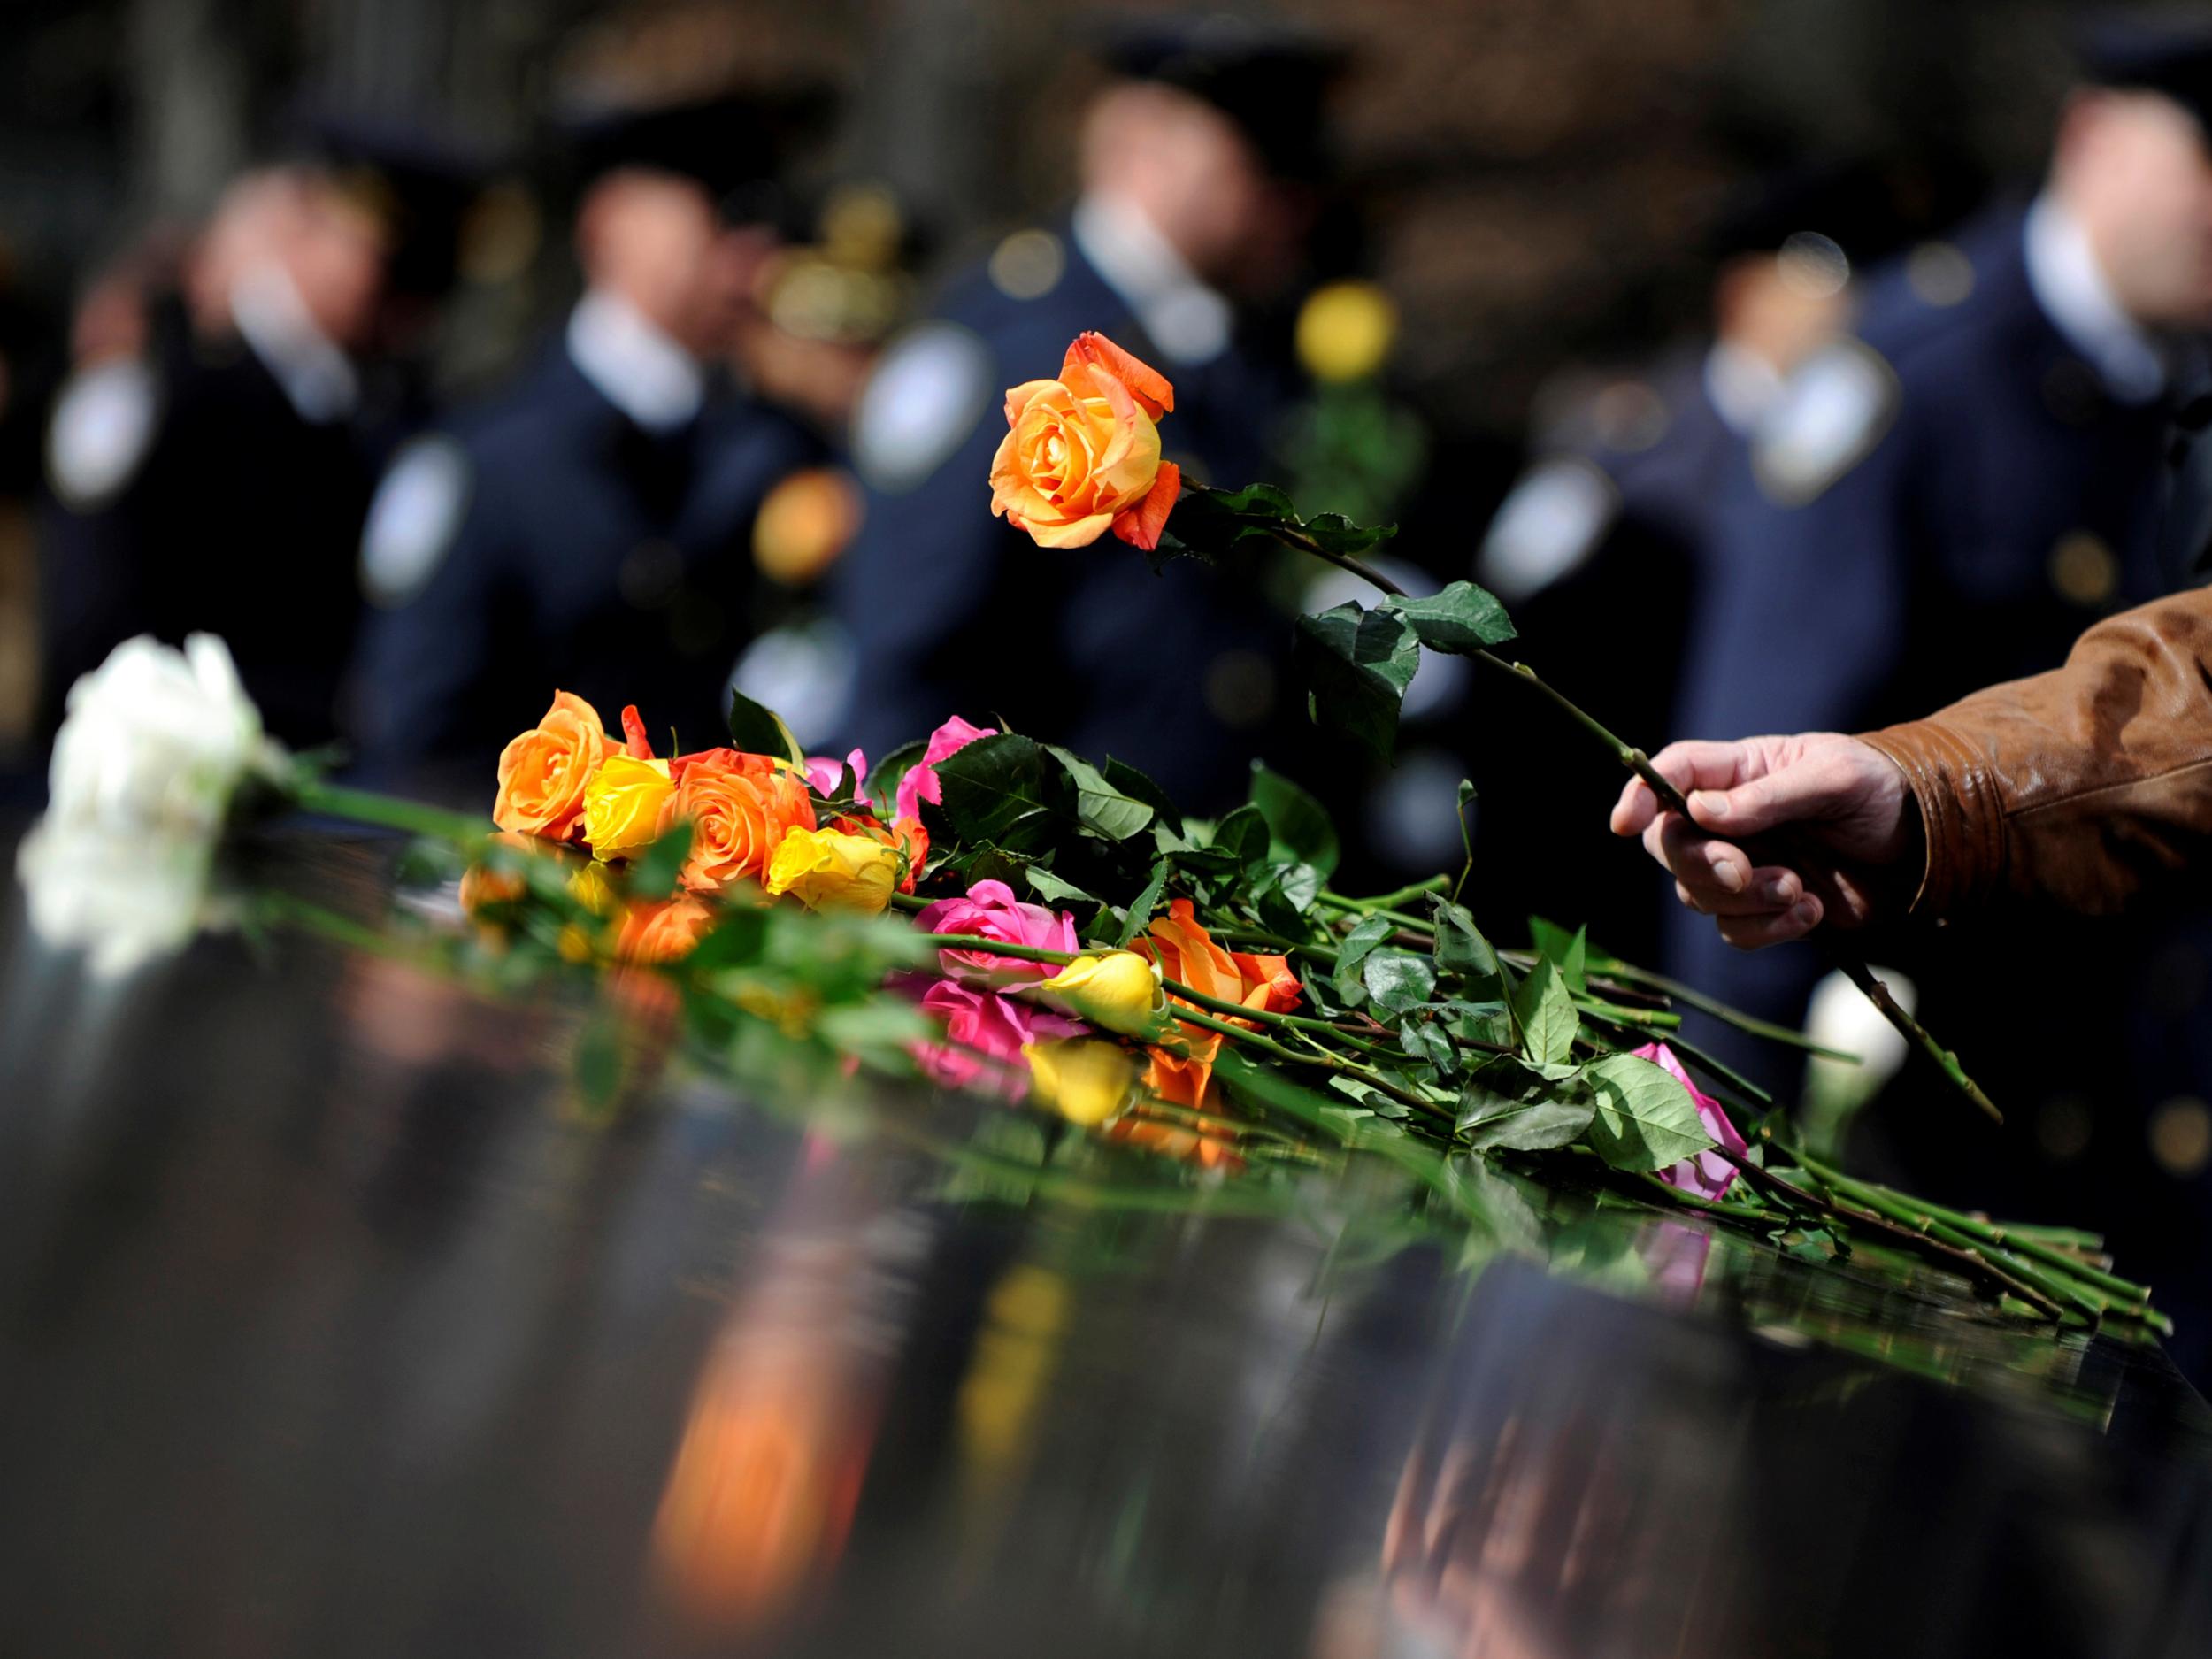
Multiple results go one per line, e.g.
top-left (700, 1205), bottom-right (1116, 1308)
top-left (910, 979), bottom-right (1083, 1098)
top-left (1634, 1041), bottom-right (1750, 1201)
top-left (804, 748), bottom-right (870, 800)
top-left (895, 715), bottom-right (998, 824)
top-left (912, 878), bottom-right (1079, 987)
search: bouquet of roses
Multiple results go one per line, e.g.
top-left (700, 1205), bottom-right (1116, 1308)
top-left (15, 330), bottom-right (2166, 1339)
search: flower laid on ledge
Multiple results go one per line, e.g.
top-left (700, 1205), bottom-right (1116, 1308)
top-left (17, 633), bottom-right (286, 976)
top-left (15, 309), bottom-right (2167, 1346)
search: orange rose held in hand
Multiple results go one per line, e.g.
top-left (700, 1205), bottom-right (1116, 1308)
top-left (990, 331), bottom-right (1182, 550)
top-left (662, 749), bottom-right (818, 895)
top-left (495, 691), bottom-right (611, 842)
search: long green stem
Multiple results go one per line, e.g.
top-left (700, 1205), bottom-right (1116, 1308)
top-left (1165, 1002), bottom-right (1449, 1122)
top-left (1797, 1150), bottom-right (2152, 1307)
top-left (1268, 521), bottom-right (1999, 1125)
top-left (1579, 961), bottom-right (1863, 1062)
top-left (1320, 875), bottom-right (1450, 912)
top-left (293, 777), bottom-right (493, 846)
top-left (1717, 1148), bottom-right (2070, 1321)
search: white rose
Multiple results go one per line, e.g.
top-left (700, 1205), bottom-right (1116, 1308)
top-left (17, 634), bottom-right (281, 975)
top-left (15, 821), bottom-right (215, 978)
top-left (42, 633), bottom-right (280, 839)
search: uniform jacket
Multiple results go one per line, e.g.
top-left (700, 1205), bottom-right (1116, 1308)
top-left (350, 335), bottom-right (818, 790)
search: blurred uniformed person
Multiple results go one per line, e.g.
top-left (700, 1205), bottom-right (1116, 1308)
top-left (1648, 15), bottom-right (2212, 1357)
top-left (812, 20), bottom-right (1337, 806)
top-left (349, 97), bottom-right (824, 795)
top-left (39, 165), bottom-right (395, 746)
top-left (1464, 164), bottom-right (1903, 964)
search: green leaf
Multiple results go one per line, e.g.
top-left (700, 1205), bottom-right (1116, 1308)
top-left (1115, 859), bottom-right (1171, 949)
top-left (1445, 999), bottom-right (1514, 1048)
top-left (1272, 862), bottom-right (1322, 914)
top-left (1045, 745), bottom-right (1154, 841)
top-left (1209, 802), bottom-right (1271, 869)
top-left (726, 687), bottom-right (806, 766)
top-left (1363, 949), bottom-right (1437, 1016)
top-left (1293, 600), bottom-right (1422, 758)
top-left (1529, 917), bottom-right (1589, 993)
top-left (1456, 1058), bottom-right (1595, 1152)
top-left (626, 821), bottom-right (695, 902)
top-left (1511, 956), bottom-right (1578, 1065)
top-left (1301, 511), bottom-right (1398, 556)
top-left (1101, 757), bottom-right (1184, 837)
top-left (1025, 866), bottom-right (1094, 907)
top-left (1330, 914), bottom-right (1396, 1006)
top-left (1398, 1017), bottom-right (1458, 1077)
top-left (1248, 764), bottom-right (1340, 880)
top-left (933, 733), bottom-right (1076, 845)
top-left (1431, 896), bottom-right (1499, 985)
top-left (1583, 1052), bottom-right (1716, 1172)
top-left (864, 738), bottom-right (927, 815)
top-left (1151, 480), bottom-right (1400, 569)
top-left (1378, 579), bottom-right (1517, 653)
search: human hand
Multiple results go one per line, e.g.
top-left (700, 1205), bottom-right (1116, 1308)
top-left (1609, 733), bottom-right (1915, 949)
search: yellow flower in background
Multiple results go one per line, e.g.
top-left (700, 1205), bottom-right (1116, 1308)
top-left (583, 754), bottom-right (674, 858)
top-left (1023, 1039), bottom-right (1136, 1126)
top-left (567, 859), bottom-right (622, 918)
top-left (1037, 950), bottom-right (1166, 1038)
top-left (1295, 280), bottom-right (1399, 384)
top-left (764, 826), bottom-right (901, 914)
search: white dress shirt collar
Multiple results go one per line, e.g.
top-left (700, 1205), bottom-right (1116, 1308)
top-left (2024, 192), bottom-right (2167, 405)
top-left (1701, 340), bottom-right (1789, 437)
top-left (229, 263), bottom-right (360, 425)
top-left (566, 290), bottom-right (706, 433)
top-left (1071, 192), bottom-right (1233, 367)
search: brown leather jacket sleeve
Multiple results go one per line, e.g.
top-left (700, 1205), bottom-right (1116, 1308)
top-left (1860, 588), bottom-right (2212, 919)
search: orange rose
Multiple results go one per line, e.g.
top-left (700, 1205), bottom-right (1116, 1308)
top-left (494, 691), bottom-right (611, 841)
top-left (616, 895), bottom-right (716, 965)
top-left (457, 830), bottom-right (542, 916)
top-left (1107, 1115), bottom-right (1244, 1173)
top-left (1139, 899), bottom-right (1302, 1018)
top-left (989, 331), bottom-right (1182, 550)
top-left (662, 749), bottom-right (818, 894)
top-left (1135, 899), bottom-right (1302, 1105)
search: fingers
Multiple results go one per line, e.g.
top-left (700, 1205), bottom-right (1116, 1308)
top-left (1684, 749), bottom-right (1846, 840)
top-left (1612, 738), bottom-right (1778, 836)
top-left (1668, 863), bottom-right (1805, 917)
top-left (1641, 816), bottom-right (1804, 909)
top-left (1712, 895), bottom-right (1824, 949)
top-left (1609, 776), bottom-right (1658, 837)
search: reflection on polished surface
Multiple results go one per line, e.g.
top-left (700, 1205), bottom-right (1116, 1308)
top-left (1, 834), bottom-right (2208, 1657)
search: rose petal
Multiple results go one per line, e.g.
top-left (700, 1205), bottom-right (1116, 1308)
top-left (1061, 331), bottom-right (1174, 419)
top-left (1111, 461), bottom-right (1182, 551)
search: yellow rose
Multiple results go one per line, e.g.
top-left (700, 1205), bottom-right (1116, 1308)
top-left (762, 825), bottom-right (901, 914)
top-left (1294, 280), bottom-right (1399, 384)
top-left (582, 754), bottom-right (674, 858)
top-left (1037, 950), bottom-right (1167, 1038)
top-left (1023, 1039), bottom-right (1136, 1127)
top-left (567, 860), bottom-right (622, 918)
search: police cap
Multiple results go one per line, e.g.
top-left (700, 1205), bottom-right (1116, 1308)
top-left (1096, 15), bottom-right (1345, 181)
top-left (2078, 10), bottom-right (2212, 132)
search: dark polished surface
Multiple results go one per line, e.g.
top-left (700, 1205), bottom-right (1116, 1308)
top-left (2, 835), bottom-right (2209, 1658)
